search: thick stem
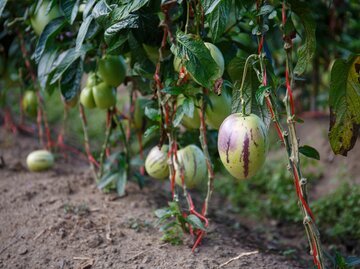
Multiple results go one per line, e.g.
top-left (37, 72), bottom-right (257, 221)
top-left (199, 90), bottom-right (215, 216)
top-left (79, 104), bottom-right (98, 180)
top-left (98, 109), bottom-right (113, 179)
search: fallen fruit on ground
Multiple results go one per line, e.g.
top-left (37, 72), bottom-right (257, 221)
top-left (174, 145), bottom-right (207, 189)
top-left (145, 145), bottom-right (169, 179)
top-left (26, 150), bottom-right (55, 172)
top-left (218, 113), bottom-right (268, 179)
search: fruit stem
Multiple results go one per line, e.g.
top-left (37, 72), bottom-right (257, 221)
top-left (79, 104), bottom-right (98, 181)
top-left (98, 109), bottom-right (113, 179)
top-left (239, 54), bottom-right (258, 116)
top-left (185, 0), bottom-right (190, 34)
top-left (199, 89), bottom-right (215, 216)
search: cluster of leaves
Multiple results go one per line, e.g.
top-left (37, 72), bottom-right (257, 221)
top-left (155, 201), bottom-right (205, 245)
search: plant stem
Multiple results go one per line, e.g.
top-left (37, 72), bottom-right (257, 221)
top-left (98, 109), bottom-right (113, 179)
top-left (113, 113), bottom-right (131, 176)
top-left (79, 104), bottom-right (98, 181)
top-left (199, 90), bottom-right (215, 216)
top-left (185, 0), bottom-right (190, 34)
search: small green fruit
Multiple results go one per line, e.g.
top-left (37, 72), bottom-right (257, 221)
top-left (86, 72), bottom-right (98, 88)
top-left (174, 145), bottom-right (207, 189)
top-left (205, 92), bottom-right (232, 130)
top-left (145, 145), bottom-right (169, 179)
top-left (26, 150), bottom-right (54, 172)
top-left (30, 1), bottom-right (61, 35)
top-left (218, 113), bottom-right (268, 179)
top-left (97, 55), bottom-right (127, 87)
top-left (92, 82), bottom-right (116, 109)
top-left (22, 91), bottom-right (38, 118)
top-left (80, 86), bottom-right (96, 109)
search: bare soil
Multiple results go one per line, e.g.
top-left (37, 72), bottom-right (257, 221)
top-left (0, 116), bottom-right (359, 269)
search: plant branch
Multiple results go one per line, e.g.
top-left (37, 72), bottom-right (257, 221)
top-left (98, 109), bottom-right (113, 179)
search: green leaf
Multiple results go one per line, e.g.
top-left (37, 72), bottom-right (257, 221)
top-left (228, 57), bottom-right (271, 129)
top-left (328, 55), bottom-right (360, 156)
top-left (116, 171), bottom-right (127, 197)
top-left (171, 31), bottom-right (220, 89)
top-left (155, 208), bottom-right (171, 219)
top-left (186, 214), bottom-right (206, 231)
top-left (104, 14), bottom-right (139, 46)
top-left (97, 173), bottom-right (117, 190)
top-left (288, 0), bottom-right (316, 76)
top-left (109, 0), bottom-right (149, 22)
top-left (255, 85), bottom-right (271, 106)
top-left (145, 107), bottom-right (160, 121)
top-left (76, 15), bottom-right (93, 50)
top-left (172, 105), bottom-right (185, 127)
top-left (200, 0), bottom-right (221, 15)
top-left (60, 0), bottom-right (80, 24)
top-left (83, 0), bottom-right (96, 19)
top-left (0, 0), bottom-right (7, 17)
top-left (206, 0), bottom-right (231, 42)
top-left (257, 4), bottom-right (274, 16)
top-left (33, 17), bottom-right (67, 63)
top-left (182, 97), bottom-right (194, 117)
top-left (299, 145), bottom-right (320, 160)
top-left (92, 0), bottom-right (110, 26)
top-left (144, 125), bottom-right (159, 138)
top-left (161, 86), bottom-right (184, 95)
top-left (50, 45), bottom-right (91, 84)
top-left (60, 58), bottom-right (83, 101)
top-left (37, 48), bottom-right (58, 92)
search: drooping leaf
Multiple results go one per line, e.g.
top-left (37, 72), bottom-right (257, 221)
top-left (0, 0), bottom-right (7, 17)
top-left (116, 171), bottom-right (127, 197)
top-left (171, 31), bottom-right (220, 89)
top-left (144, 125), bottom-right (159, 138)
top-left (144, 107), bottom-right (160, 121)
top-left (33, 17), bottom-right (66, 63)
top-left (60, 58), bottom-right (83, 101)
top-left (104, 14), bottom-right (139, 45)
top-left (109, 0), bottom-right (149, 22)
top-left (206, 0), bottom-right (231, 42)
top-left (60, 0), bottom-right (80, 24)
top-left (76, 15), bottom-right (93, 50)
top-left (37, 48), bottom-right (58, 92)
top-left (83, 0), bottom-right (96, 19)
top-left (186, 214), bottom-right (205, 230)
top-left (200, 0), bottom-right (221, 15)
top-left (182, 97), bottom-right (194, 117)
top-left (299, 145), bottom-right (320, 160)
top-left (92, 0), bottom-right (110, 26)
top-left (288, 0), bottom-right (316, 76)
top-left (173, 105), bottom-right (185, 127)
top-left (329, 55), bottom-right (360, 156)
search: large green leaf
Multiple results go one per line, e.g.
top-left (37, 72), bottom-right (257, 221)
top-left (109, 0), bottom-right (149, 22)
top-left (60, 58), bottom-right (83, 101)
top-left (33, 17), bottom-right (67, 63)
top-left (206, 0), bottom-right (231, 42)
top-left (200, 0), bottom-right (221, 15)
top-left (171, 31), bottom-right (220, 89)
top-left (329, 55), bottom-right (360, 156)
top-left (76, 15), bottom-right (94, 50)
top-left (60, 0), bottom-right (80, 24)
top-left (104, 14), bottom-right (139, 45)
top-left (288, 0), bottom-right (316, 76)
top-left (0, 0), bottom-right (7, 17)
top-left (37, 48), bottom-right (58, 92)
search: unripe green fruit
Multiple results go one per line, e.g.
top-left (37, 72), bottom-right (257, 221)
top-left (86, 72), bottom-right (98, 88)
top-left (145, 145), bottom-right (169, 179)
top-left (218, 113), bottom-right (267, 180)
top-left (30, 1), bottom-right (61, 35)
top-left (22, 91), bottom-right (38, 118)
top-left (26, 150), bottom-right (54, 172)
top-left (205, 92), bottom-right (232, 130)
top-left (174, 145), bottom-right (207, 189)
top-left (80, 86), bottom-right (96, 109)
top-left (177, 94), bottom-right (200, 129)
top-left (173, 42), bottom-right (224, 79)
top-left (92, 82), bottom-right (116, 109)
top-left (97, 55), bottom-right (127, 87)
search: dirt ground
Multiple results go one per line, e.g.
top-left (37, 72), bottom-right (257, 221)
top-left (0, 116), bottom-right (359, 269)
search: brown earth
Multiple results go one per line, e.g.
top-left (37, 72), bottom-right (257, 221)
top-left (1, 115), bottom-right (359, 269)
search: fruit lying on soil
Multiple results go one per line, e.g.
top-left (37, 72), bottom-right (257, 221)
top-left (145, 145), bottom-right (169, 179)
top-left (174, 145), bottom-right (207, 189)
top-left (218, 113), bottom-right (267, 179)
top-left (26, 150), bottom-right (54, 172)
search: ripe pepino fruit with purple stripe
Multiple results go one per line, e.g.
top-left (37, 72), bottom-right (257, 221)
top-left (145, 145), bottom-right (169, 180)
top-left (218, 113), bottom-right (268, 179)
top-left (174, 145), bottom-right (207, 189)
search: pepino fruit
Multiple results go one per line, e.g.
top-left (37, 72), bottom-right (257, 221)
top-left (218, 113), bottom-right (267, 180)
top-left (174, 145), bottom-right (207, 189)
top-left (26, 150), bottom-right (54, 172)
top-left (205, 92), bottom-right (232, 130)
top-left (80, 86), bottom-right (96, 109)
top-left (92, 82), bottom-right (116, 109)
top-left (97, 55), bottom-right (126, 87)
top-left (22, 90), bottom-right (38, 118)
top-left (145, 145), bottom-right (169, 179)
